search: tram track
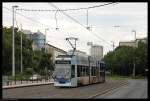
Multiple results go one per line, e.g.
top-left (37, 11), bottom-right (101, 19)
top-left (87, 81), bottom-right (129, 98)
top-left (3, 80), bottom-right (129, 98)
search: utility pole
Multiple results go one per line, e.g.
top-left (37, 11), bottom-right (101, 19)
top-left (111, 41), bottom-right (115, 75)
top-left (45, 28), bottom-right (49, 53)
top-left (87, 42), bottom-right (93, 84)
top-left (12, 5), bottom-right (18, 77)
top-left (112, 25), bottom-right (120, 76)
top-left (87, 42), bottom-right (93, 55)
top-left (20, 23), bottom-right (23, 74)
top-left (132, 30), bottom-right (136, 41)
top-left (45, 28), bottom-right (49, 77)
top-left (111, 41), bottom-right (115, 51)
top-left (132, 30), bottom-right (136, 78)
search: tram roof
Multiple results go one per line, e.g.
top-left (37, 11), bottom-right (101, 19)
top-left (56, 55), bottom-right (75, 58)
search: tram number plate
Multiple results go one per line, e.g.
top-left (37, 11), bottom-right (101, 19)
top-left (55, 61), bottom-right (71, 64)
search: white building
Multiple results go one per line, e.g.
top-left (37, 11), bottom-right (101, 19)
top-left (119, 37), bottom-right (147, 48)
top-left (68, 50), bottom-right (87, 57)
top-left (45, 43), bottom-right (67, 64)
top-left (119, 40), bottom-right (137, 48)
top-left (90, 45), bottom-right (103, 61)
top-left (136, 37), bottom-right (147, 44)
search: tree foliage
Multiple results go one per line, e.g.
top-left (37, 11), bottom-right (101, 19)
top-left (103, 41), bottom-right (147, 76)
top-left (2, 27), bottom-right (53, 76)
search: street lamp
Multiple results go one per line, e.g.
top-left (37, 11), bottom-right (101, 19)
top-left (111, 41), bottom-right (115, 51)
top-left (45, 28), bottom-right (49, 79)
top-left (12, 5), bottom-right (18, 77)
top-left (87, 42), bottom-right (93, 55)
top-left (20, 24), bottom-right (23, 74)
top-left (132, 30), bottom-right (137, 78)
top-left (132, 30), bottom-right (136, 41)
top-left (45, 28), bottom-right (49, 53)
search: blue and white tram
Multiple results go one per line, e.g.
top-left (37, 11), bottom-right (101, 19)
top-left (53, 55), bottom-right (105, 87)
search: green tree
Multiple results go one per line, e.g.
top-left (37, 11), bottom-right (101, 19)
top-left (103, 41), bottom-right (147, 76)
top-left (3, 26), bottom-right (54, 77)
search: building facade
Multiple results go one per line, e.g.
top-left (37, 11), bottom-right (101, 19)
top-left (119, 41), bottom-right (137, 47)
top-left (45, 44), bottom-right (67, 64)
top-left (68, 50), bottom-right (87, 56)
top-left (90, 45), bottom-right (103, 61)
top-left (21, 29), bottom-right (45, 50)
top-left (32, 30), bottom-right (45, 50)
top-left (136, 37), bottom-right (147, 44)
top-left (119, 37), bottom-right (147, 48)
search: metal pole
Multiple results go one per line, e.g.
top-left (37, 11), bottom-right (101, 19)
top-left (87, 9), bottom-right (88, 27)
top-left (21, 24), bottom-right (23, 74)
top-left (132, 30), bottom-right (136, 77)
top-left (88, 56), bottom-right (90, 84)
top-left (45, 28), bottom-right (49, 53)
top-left (45, 28), bottom-right (49, 78)
top-left (12, 5), bottom-right (18, 77)
top-left (111, 41), bottom-right (115, 51)
top-left (133, 62), bottom-right (135, 77)
top-left (132, 30), bottom-right (136, 40)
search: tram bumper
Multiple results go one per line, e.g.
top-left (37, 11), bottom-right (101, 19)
top-left (54, 82), bottom-right (72, 87)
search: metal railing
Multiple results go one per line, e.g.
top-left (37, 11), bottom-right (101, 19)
top-left (2, 75), bottom-right (53, 87)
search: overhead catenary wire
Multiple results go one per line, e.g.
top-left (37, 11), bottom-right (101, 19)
top-left (49, 3), bottom-right (86, 29)
top-left (3, 6), bottom-right (55, 30)
top-left (7, 3), bottom-right (117, 47)
top-left (49, 3), bottom-right (113, 47)
top-left (16, 2), bottom-right (117, 12)
top-left (4, 3), bottom-right (116, 47)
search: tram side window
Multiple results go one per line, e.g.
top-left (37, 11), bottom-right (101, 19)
top-left (83, 66), bottom-right (86, 76)
top-left (100, 63), bottom-right (105, 71)
top-left (91, 67), bottom-right (96, 76)
top-left (91, 67), bottom-right (93, 76)
top-left (86, 66), bottom-right (88, 76)
top-left (77, 65), bottom-right (83, 77)
top-left (80, 66), bottom-right (83, 76)
top-left (93, 67), bottom-right (95, 76)
top-left (77, 65), bottom-right (81, 77)
top-left (71, 65), bottom-right (75, 78)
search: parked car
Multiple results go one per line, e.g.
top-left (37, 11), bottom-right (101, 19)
top-left (29, 74), bottom-right (42, 81)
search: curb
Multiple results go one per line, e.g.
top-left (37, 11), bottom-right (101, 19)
top-left (3, 82), bottom-right (53, 89)
top-left (87, 82), bottom-right (128, 98)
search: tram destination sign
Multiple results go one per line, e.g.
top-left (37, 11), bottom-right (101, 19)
top-left (55, 60), bottom-right (71, 64)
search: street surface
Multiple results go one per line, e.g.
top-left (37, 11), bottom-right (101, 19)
top-left (3, 80), bottom-right (127, 99)
top-left (95, 79), bottom-right (147, 99)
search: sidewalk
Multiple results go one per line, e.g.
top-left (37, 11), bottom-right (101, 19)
top-left (3, 79), bottom-right (54, 89)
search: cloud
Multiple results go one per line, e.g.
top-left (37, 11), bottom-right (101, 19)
top-left (3, 2), bottom-right (147, 55)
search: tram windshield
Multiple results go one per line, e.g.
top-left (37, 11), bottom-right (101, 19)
top-left (54, 65), bottom-right (71, 79)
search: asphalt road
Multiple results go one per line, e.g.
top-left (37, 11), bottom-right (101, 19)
top-left (95, 79), bottom-right (148, 99)
top-left (2, 80), bottom-right (128, 99)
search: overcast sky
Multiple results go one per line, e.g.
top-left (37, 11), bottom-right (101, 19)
top-left (2, 2), bottom-right (147, 55)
